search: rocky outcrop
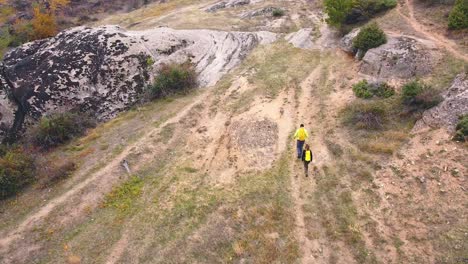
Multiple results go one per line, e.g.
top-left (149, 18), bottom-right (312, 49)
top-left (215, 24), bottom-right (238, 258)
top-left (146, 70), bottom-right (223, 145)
top-left (205, 0), bottom-right (250, 12)
top-left (340, 29), bottom-right (440, 79)
top-left (414, 73), bottom-right (468, 131)
top-left (339, 28), bottom-right (360, 54)
top-left (0, 25), bottom-right (276, 142)
top-left (359, 36), bottom-right (439, 79)
top-left (240, 6), bottom-right (276, 18)
top-left (285, 29), bottom-right (315, 49)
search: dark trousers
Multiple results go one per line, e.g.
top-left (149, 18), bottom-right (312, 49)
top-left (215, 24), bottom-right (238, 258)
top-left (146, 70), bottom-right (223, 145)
top-left (304, 161), bottom-right (310, 176)
top-left (296, 140), bottom-right (305, 158)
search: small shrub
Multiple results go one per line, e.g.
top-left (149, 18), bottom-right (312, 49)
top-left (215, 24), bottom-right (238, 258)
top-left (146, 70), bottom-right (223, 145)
top-left (343, 102), bottom-right (386, 130)
top-left (448, 0), bottom-right (468, 30)
top-left (0, 147), bottom-right (35, 199)
top-left (353, 23), bottom-right (387, 58)
top-left (29, 112), bottom-right (96, 149)
top-left (146, 62), bottom-right (197, 100)
top-left (37, 158), bottom-right (76, 188)
top-left (402, 80), bottom-right (423, 101)
top-left (453, 114), bottom-right (468, 141)
top-left (272, 8), bottom-right (285, 17)
top-left (352, 80), bottom-right (373, 98)
top-left (374, 82), bottom-right (395, 98)
top-left (352, 80), bottom-right (395, 99)
top-left (402, 80), bottom-right (442, 110)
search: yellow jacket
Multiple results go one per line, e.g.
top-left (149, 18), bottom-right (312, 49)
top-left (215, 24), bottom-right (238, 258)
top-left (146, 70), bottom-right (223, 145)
top-left (294, 128), bottom-right (309, 141)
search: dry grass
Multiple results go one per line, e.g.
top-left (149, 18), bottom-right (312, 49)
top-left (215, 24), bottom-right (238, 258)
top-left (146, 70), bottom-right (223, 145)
top-left (95, 0), bottom-right (206, 28)
top-left (310, 165), bottom-right (378, 264)
top-left (243, 41), bottom-right (320, 98)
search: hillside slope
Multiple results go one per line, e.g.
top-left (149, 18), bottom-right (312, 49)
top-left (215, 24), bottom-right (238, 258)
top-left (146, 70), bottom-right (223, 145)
top-left (0, 0), bottom-right (467, 263)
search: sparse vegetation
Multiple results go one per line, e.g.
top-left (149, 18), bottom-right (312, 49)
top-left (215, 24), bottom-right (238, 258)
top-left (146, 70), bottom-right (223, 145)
top-left (343, 101), bottom-right (386, 130)
top-left (244, 41), bottom-right (320, 98)
top-left (448, 0), bottom-right (468, 29)
top-left (104, 176), bottom-right (143, 214)
top-left (146, 62), bottom-right (198, 100)
top-left (312, 165), bottom-right (378, 263)
top-left (37, 157), bottom-right (76, 188)
top-left (353, 23), bottom-right (387, 58)
top-left (0, 147), bottom-right (35, 199)
top-left (352, 80), bottom-right (395, 98)
top-left (28, 112), bottom-right (96, 149)
top-left (453, 114), bottom-right (468, 141)
top-left (272, 8), bottom-right (285, 17)
top-left (401, 80), bottom-right (442, 111)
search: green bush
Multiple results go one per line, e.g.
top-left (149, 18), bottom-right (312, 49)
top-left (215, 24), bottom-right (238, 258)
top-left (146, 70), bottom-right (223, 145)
top-left (0, 147), bottom-right (35, 199)
top-left (29, 112), bottom-right (96, 149)
top-left (448, 0), bottom-right (468, 29)
top-left (353, 23), bottom-right (387, 58)
top-left (453, 114), bottom-right (468, 141)
top-left (358, 0), bottom-right (397, 14)
top-left (343, 101), bottom-right (387, 130)
top-left (324, 0), bottom-right (396, 27)
top-left (272, 8), bottom-right (285, 17)
top-left (374, 82), bottom-right (395, 98)
top-left (146, 62), bottom-right (197, 100)
top-left (324, 0), bottom-right (355, 27)
top-left (352, 80), bottom-right (373, 98)
top-left (401, 80), bottom-right (442, 110)
top-left (352, 80), bottom-right (395, 99)
top-left (402, 80), bottom-right (423, 100)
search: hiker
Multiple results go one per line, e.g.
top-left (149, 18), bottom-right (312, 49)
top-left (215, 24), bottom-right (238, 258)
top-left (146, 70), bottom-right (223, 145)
top-left (293, 124), bottom-right (309, 159)
top-left (302, 144), bottom-right (313, 177)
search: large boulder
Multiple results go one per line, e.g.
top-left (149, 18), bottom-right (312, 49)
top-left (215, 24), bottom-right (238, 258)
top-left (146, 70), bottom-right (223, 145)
top-left (0, 25), bottom-right (276, 142)
top-left (413, 73), bottom-right (468, 131)
top-left (359, 36), bottom-right (439, 79)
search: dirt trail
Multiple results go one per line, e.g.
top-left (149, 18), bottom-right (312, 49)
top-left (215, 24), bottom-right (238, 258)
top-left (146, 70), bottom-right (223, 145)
top-left (289, 63), bottom-right (334, 263)
top-left (0, 91), bottom-right (211, 254)
top-left (398, 0), bottom-right (468, 61)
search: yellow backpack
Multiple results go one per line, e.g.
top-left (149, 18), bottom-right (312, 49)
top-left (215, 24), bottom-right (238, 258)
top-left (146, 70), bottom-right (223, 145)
top-left (304, 150), bottom-right (312, 162)
top-left (296, 128), bottom-right (307, 141)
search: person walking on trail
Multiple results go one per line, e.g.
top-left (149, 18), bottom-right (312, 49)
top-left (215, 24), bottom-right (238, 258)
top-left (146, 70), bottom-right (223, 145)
top-left (302, 144), bottom-right (313, 177)
top-left (294, 124), bottom-right (309, 159)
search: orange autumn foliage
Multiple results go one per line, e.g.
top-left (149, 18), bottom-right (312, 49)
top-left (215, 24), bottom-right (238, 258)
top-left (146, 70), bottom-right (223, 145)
top-left (49, 0), bottom-right (70, 12)
top-left (31, 5), bottom-right (57, 39)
